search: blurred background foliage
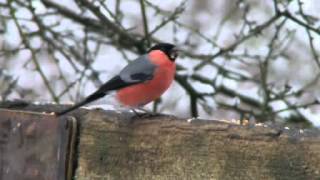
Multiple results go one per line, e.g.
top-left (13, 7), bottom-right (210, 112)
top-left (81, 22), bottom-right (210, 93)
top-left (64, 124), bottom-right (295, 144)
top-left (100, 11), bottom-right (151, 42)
top-left (0, 0), bottom-right (320, 127)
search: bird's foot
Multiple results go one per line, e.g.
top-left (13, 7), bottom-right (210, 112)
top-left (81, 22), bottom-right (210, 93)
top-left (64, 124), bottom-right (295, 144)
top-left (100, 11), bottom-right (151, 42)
top-left (131, 108), bottom-right (161, 118)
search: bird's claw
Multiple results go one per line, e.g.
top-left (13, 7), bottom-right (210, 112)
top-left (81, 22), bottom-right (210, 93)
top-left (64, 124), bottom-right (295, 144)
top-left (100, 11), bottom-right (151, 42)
top-left (131, 108), bottom-right (161, 118)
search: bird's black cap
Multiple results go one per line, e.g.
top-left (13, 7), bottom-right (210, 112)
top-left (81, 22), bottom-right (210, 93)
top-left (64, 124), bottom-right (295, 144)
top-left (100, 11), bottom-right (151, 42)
top-left (148, 43), bottom-right (178, 61)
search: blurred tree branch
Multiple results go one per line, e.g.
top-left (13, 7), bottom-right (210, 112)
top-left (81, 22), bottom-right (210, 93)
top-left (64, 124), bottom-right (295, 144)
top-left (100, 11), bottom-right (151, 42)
top-left (1, 0), bottom-right (320, 126)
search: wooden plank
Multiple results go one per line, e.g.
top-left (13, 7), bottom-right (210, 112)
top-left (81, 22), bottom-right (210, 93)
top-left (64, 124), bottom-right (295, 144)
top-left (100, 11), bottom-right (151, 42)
top-left (1, 102), bottom-right (320, 179)
top-left (0, 109), bottom-right (76, 180)
top-left (76, 110), bottom-right (320, 180)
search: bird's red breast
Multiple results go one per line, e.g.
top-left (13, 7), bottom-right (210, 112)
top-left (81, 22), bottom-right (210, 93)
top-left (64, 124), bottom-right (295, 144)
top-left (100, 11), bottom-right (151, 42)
top-left (116, 50), bottom-right (176, 107)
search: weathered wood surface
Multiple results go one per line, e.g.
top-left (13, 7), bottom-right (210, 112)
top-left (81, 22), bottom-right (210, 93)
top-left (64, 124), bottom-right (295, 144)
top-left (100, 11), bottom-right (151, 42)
top-left (75, 111), bottom-right (320, 180)
top-left (1, 101), bottom-right (320, 180)
top-left (0, 108), bottom-right (75, 180)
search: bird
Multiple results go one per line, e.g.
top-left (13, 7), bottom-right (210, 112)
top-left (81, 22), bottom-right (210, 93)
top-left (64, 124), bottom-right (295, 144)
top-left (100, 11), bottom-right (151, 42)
top-left (56, 43), bottom-right (178, 116)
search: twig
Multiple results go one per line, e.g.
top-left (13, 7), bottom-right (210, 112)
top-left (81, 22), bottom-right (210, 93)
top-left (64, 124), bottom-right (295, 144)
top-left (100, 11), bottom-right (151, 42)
top-left (139, 0), bottom-right (150, 46)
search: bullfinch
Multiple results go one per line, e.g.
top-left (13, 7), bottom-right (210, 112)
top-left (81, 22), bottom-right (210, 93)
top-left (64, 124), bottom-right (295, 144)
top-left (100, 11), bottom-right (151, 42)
top-left (56, 43), bottom-right (178, 116)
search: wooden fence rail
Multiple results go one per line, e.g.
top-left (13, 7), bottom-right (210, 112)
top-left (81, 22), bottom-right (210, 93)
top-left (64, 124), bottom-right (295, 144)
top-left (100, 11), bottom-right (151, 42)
top-left (0, 101), bottom-right (320, 180)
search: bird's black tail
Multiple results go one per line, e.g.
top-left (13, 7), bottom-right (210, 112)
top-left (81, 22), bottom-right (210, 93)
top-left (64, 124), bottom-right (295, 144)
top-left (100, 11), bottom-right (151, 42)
top-left (56, 75), bottom-right (130, 116)
top-left (55, 92), bottom-right (106, 116)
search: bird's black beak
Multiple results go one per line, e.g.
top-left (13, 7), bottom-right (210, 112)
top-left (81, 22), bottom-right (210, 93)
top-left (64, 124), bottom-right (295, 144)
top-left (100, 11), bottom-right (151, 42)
top-left (170, 48), bottom-right (179, 61)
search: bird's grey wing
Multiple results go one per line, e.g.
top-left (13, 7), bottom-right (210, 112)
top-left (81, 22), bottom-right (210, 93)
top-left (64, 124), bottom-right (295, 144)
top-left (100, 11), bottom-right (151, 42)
top-left (95, 54), bottom-right (157, 93)
top-left (119, 54), bottom-right (157, 83)
top-left (96, 54), bottom-right (157, 93)
top-left (56, 55), bottom-right (157, 116)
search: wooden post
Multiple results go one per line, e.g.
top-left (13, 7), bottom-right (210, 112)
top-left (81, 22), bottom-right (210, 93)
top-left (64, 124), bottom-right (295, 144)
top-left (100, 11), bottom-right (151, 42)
top-left (0, 102), bottom-right (320, 179)
top-left (0, 108), bottom-right (76, 180)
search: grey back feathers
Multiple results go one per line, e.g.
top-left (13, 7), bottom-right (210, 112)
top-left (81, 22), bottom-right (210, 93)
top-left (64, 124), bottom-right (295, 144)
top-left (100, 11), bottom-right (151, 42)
top-left (120, 54), bottom-right (157, 83)
top-left (56, 53), bottom-right (157, 116)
